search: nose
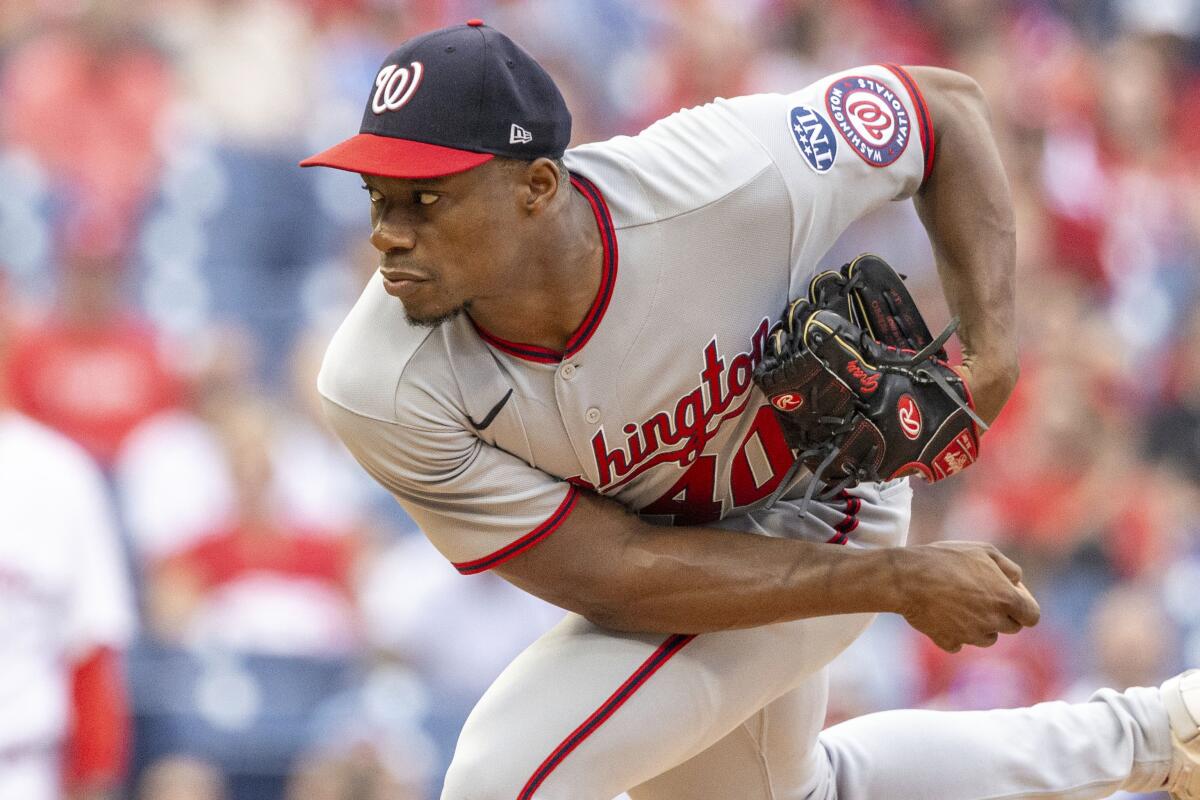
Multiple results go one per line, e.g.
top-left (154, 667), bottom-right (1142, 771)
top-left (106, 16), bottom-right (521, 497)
top-left (370, 211), bottom-right (416, 253)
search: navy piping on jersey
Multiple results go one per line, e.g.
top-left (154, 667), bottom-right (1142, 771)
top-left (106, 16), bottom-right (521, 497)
top-left (451, 487), bottom-right (579, 575)
top-left (518, 633), bottom-right (696, 799)
top-left (882, 64), bottom-right (936, 186)
top-left (471, 173), bottom-right (618, 363)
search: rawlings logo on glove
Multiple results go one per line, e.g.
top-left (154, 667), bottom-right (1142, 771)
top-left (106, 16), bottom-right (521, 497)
top-left (898, 394), bottom-right (921, 439)
top-left (754, 254), bottom-right (987, 509)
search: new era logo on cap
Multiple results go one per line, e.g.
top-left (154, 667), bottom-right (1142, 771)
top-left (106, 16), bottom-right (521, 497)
top-left (299, 20), bottom-right (572, 179)
top-left (510, 124), bottom-right (532, 144)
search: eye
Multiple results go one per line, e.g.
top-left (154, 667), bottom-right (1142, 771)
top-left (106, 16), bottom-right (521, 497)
top-left (416, 191), bottom-right (439, 206)
top-left (361, 183), bottom-right (384, 205)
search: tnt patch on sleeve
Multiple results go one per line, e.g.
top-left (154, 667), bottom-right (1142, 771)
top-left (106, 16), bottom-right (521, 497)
top-left (789, 105), bottom-right (838, 174)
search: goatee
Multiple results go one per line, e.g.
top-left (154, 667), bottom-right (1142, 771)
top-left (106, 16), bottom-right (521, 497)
top-left (405, 303), bottom-right (467, 329)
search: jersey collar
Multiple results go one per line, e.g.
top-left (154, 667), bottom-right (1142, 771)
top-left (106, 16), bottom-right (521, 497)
top-left (471, 173), bottom-right (617, 363)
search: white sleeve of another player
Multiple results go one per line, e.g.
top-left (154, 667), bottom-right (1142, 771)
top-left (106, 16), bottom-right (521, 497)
top-left (717, 64), bottom-right (934, 276)
top-left (322, 397), bottom-right (576, 576)
top-left (63, 447), bottom-right (136, 660)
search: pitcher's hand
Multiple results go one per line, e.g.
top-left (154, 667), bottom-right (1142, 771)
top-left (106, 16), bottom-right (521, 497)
top-left (894, 541), bottom-right (1040, 652)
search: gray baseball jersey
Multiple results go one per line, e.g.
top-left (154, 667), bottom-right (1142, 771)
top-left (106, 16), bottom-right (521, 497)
top-left (319, 63), bottom-right (932, 575)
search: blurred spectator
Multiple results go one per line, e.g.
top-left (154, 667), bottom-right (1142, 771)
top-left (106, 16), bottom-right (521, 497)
top-left (1062, 585), bottom-right (1177, 800)
top-left (144, 395), bottom-right (361, 656)
top-left (0, 274), bottom-right (137, 800)
top-left (358, 534), bottom-right (564, 783)
top-left (915, 624), bottom-right (1064, 712)
top-left (943, 270), bottom-right (1173, 579)
top-left (286, 749), bottom-right (423, 800)
top-left (145, 0), bottom-right (328, 381)
top-left (115, 326), bottom-right (388, 566)
top-left (0, 1), bottom-right (170, 229)
top-left (113, 326), bottom-right (258, 564)
top-left (151, 0), bottom-right (314, 150)
top-left (1148, 307), bottom-right (1200, 482)
top-left (1064, 585), bottom-right (1175, 701)
top-left (133, 393), bottom-right (366, 800)
top-left (5, 224), bottom-right (182, 469)
top-left (138, 756), bottom-right (228, 800)
top-left (286, 661), bottom-right (436, 800)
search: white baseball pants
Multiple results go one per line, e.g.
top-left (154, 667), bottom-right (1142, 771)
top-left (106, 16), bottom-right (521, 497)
top-left (440, 482), bottom-right (1173, 799)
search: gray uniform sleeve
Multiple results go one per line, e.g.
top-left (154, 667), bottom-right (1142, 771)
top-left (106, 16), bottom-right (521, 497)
top-left (569, 64), bottom-right (931, 286)
top-left (717, 63), bottom-right (933, 276)
top-left (322, 397), bottom-right (577, 575)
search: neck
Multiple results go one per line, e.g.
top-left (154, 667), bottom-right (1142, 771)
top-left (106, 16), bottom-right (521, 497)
top-left (467, 182), bottom-right (602, 352)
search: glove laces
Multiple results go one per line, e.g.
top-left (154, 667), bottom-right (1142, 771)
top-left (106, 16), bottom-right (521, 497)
top-left (901, 317), bottom-right (990, 434)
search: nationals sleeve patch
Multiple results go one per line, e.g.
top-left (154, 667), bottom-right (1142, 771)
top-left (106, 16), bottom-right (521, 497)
top-left (789, 106), bottom-right (838, 174)
top-left (824, 75), bottom-right (911, 168)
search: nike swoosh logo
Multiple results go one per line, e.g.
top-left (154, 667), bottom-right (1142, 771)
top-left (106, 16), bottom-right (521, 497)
top-left (466, 389), bottom-right (513, 431)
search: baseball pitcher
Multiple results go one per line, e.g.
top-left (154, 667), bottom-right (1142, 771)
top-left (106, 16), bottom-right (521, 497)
top-left (302, 20), bottom-right (1200, 800)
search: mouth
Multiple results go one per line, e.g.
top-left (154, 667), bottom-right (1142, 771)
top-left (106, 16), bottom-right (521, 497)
top-left (379, 268), bottom-right (429, 298)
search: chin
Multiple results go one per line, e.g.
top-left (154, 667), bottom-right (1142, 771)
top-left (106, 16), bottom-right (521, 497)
top-left (404, 303), bottom-right (466, 329)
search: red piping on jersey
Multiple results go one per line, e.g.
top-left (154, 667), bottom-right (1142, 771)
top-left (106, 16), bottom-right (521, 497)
top-left (452, 487), bottom-right (579, 575)
top-left (882, 64), bottom-right (935, 186)
top-left (471, 174), bottom-right (618, 363)
top-left (826, 490), bottom-right (861, 545)
top-left (518, 633), bottom-right (695, 798)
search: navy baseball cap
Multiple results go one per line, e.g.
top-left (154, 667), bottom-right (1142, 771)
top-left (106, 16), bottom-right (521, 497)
top-left (300, 20), bottom-right (571, 178)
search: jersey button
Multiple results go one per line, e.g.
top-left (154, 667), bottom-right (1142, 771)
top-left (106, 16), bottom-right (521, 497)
top-left (560, 363), bottom-right (577, 380)
top-left (585, 408), bottom-right (601, 424)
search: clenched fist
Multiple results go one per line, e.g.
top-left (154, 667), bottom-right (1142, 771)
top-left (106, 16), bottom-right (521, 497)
top-left (892, 541), bottom-right (1040, 652)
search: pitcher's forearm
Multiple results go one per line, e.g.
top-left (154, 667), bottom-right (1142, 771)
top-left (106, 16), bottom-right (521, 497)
top-left (496, 493), bottom-right (912, 634)
top-left (911, 68), bottom-right (1016, 363)
top-left (908, 67), bottom-right (1017, 423)
top-left (583, 528), bottom-right (907, 634)
top-left (495, 494), bottom-right (1035, 648)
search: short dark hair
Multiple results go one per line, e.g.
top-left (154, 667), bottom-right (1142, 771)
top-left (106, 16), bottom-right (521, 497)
top-left (552, 156), bottom-right (569, 182)
top-left (498, 155), bottom-right (569, 182)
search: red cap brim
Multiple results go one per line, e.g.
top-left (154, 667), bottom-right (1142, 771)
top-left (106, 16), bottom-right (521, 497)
top-left (299, 133), bottom-right (494, 178)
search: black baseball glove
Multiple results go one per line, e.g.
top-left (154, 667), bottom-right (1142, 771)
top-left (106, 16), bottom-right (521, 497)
top-left (754, 254), bottom-right (988, 508)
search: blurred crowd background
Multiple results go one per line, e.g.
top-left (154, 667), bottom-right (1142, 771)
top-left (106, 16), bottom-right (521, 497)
top-left (2, 0), bottom-right (1199, 798)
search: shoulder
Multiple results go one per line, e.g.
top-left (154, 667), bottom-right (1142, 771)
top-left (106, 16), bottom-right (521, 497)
top-left (317, 276), bottom-right (490, 471)
top-left (564, 98), bottom-right (779, 227)
top-left (317, 272), bottom-right (443, 424)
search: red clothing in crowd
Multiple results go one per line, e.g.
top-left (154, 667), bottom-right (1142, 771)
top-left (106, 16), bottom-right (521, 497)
top-left (63, 647), bottom-right (128, 792)
top-left (6, 318), bottom-right (181, 467)
top-left (171, 525), bottom-right (355, 597)
top-left (156, 522), bottom-right (361, 656)
top-left (0, 29), bottom-right (169, 223)
top-left (916, 628), bottom-right (1063, 711)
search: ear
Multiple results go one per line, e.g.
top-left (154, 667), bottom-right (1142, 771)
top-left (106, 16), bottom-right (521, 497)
top-left (521, 157), bottom-right (562, 215)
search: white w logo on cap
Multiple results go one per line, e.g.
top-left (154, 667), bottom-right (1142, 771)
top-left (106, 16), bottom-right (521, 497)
top-left (372, 62), bottom-right (424, 114)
